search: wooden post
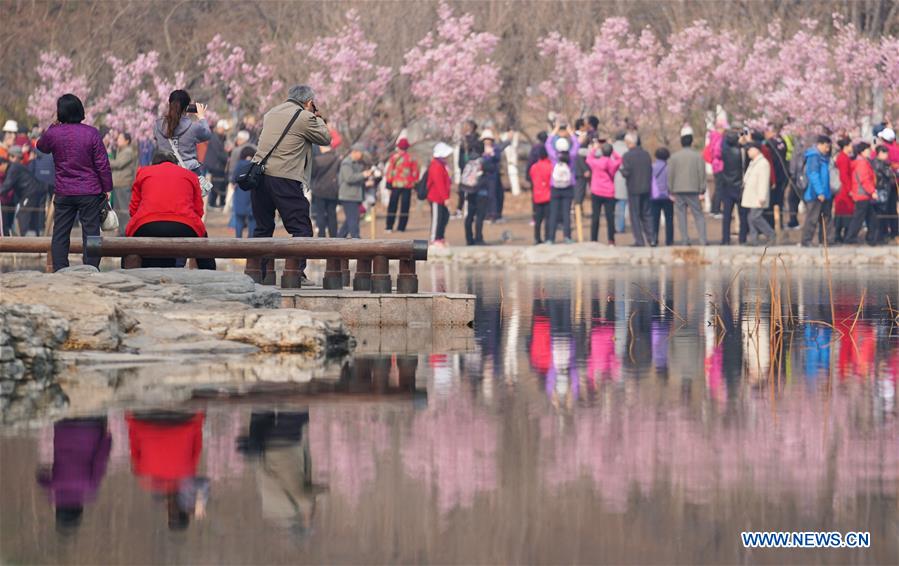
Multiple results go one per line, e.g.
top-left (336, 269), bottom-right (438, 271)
top-left (369, 206), bottom-right (377, 239)
top-left (340, 258), bottom-right (351, 287)
top-left (45, 248), bottom-right (54, 273)
top-left (353, 258), bottom-right (372, 291)
top-left (245, 257), bottom-right (263, 283)
top-left (575, 203), bottom-right (584, 243)
top-left (282, 257), bottom-right (301, 289)
top-left (186, 258), bottom-right (198, 269)
top-left (774, 205), bottom-right (782, 241)
top-left (396, 259), bottom-right (418, 294)
top-left (122, 254), bottom-right (142, 269)
top-left (322, 258), bottom-right (343, 290)
top-left (370, 255), bottom-right (392, 294)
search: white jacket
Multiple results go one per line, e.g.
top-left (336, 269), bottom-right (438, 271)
top-left (741, 155), bottom-right (770, 209)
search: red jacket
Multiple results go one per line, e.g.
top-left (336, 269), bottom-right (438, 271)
top-left (529, 158), bottom-right (553, 204)
top-left (126, 162), bottom-right (207, 237)
top-left (833, 151), bottom-right (854, 216)
top-left (850, 157), bottom-right (876, 202)
top-left (426, 158), bottom-right (451, 204)
top-left (385, 150), bottom-right (420, 189)
top-left (126, 413), bottom-right (204, 492)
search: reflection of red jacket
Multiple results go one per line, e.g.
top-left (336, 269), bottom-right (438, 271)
top-left (530, 315), bottom-right (551, 373)
top-left (126, 162), bottom-right (206, 237)
top-left (426, 158), bottom-right (451, 204)
top-left (126, 413), bottom-right (204, 492)
top-left (529, 159), bottom-right (553, 204)
top-left (833, 152), bottom-right (854, 216)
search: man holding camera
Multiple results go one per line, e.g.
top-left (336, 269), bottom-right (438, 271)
top-left (251, 85), bottom-right (331, 282)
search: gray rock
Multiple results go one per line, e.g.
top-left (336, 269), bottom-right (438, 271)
top-left (57, 265), bottom-right (100, 273)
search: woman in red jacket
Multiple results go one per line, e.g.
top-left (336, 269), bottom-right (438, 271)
top-left (126, 150), bottom-right (215, 269)
top-left (845, 142), bottom-right (878, 245)
top-left (832, 139), bottom-right (855, 242)
top-left (427, 143), bottom-right (453, 247)
top-left (528, 145), bottom-right (553, 244)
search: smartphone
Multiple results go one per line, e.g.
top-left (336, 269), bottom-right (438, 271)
top-left (186, 103), bottom-right (198, 113)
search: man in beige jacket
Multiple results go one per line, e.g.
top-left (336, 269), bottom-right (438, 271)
top-left (741, 142), bottom-right (776, 246)
top-left (252, 85), bottom-right (332, 282)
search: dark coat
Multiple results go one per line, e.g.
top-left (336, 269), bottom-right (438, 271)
top-left (620, 146), bottom-right (652, 195)
top-left (311, 152), bottom-right (340, 200)
top-left (1, 162), bottom-right (48, 202)
top-left (204, 133), bottom-right (229, 176)
top-left (720, 135), bottom-right (744, 198)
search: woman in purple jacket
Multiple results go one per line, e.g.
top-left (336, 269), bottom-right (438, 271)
top-left (37, 94), bottom-right (112, 271)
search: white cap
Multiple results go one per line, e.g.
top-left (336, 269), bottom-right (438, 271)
top-left (2, 120), bottom-right (18, 133)
top-left (878, 127), bottom-right (895, 142)
top-left (216, 119), bottom-right (231, 130)
top-left (433, 142), bottom-right (453, 158)
top-left (553, 136), bottom-right (571, 152)
top-left (479, 128), bottom-right (495, 141)
top-left (680, 124), bottom-right (694, 137)
top-left (236, 130), bottom-right (251, 143)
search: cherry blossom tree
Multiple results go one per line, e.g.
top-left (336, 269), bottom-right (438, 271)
top-left (26, 53), bottom-right (91, 127)
top-left (400, 2), bottom-right (500, 136)
top-left (203, 34), bottom-right (283, 124)
top-left (295, 9), bottom-right (392, 145)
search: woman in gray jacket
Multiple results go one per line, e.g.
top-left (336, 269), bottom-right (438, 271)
top-left (154, 90), bottom-right (211, 176)
top-left (337, 143), bottom-right (371, 239)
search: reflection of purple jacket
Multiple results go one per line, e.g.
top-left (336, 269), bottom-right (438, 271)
top-left (545, 134), bottom-right (580, 172)
top-left (37, 420), bottom-right (112, 507)
top-left (651, 320), bottom-right (670, 369)
top-left (36, 123), bottom-right (113, 196)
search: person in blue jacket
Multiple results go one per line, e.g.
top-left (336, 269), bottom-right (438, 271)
top-left (230, 147), bottom-right (257, 238)
top-left (800, 135), bottom-right (834, 247)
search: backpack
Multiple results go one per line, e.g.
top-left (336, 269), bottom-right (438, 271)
top-left (459, 159), bottom-right (483, 192)
top-left (793, 154), bottom-right (809, 194)
top-left (415, 168), bottom-right (429, 201)
top-left (551, 161), bottom-right (572, 188)
top-left (829, 156), bottom-right (841, 193)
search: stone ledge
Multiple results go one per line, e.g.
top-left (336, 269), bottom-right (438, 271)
top-left (426, 243), bottom-right (899, 267)
top-left (284, 290), bottom-right (475, 327)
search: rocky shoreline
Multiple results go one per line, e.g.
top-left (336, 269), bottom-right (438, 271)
top-left (0, 267), bottom-right (352, 423)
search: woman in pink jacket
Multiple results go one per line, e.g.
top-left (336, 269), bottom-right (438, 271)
top-left (585, 142), bottom-right (622, 244)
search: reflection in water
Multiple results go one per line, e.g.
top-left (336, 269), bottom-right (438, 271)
top-left (2, 266), bottom-right (898, 564)
top-left (36, 418), bottom-right (111, 533)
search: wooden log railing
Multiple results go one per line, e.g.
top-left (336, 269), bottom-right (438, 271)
top-left (0, 236), bottom-right (429, 294)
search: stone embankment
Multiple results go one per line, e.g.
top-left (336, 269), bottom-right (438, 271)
top-left (0, 267), bottom-right (351, 423)
top-left (427, 243), bottom-right (898, 267)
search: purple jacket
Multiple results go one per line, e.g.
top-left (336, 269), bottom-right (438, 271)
top-left (545, 134), bottom-right (580, 172)
top-left (37, 420), bottom-right (112, 507)
top-left (37, 123), bottom-right (113, 197)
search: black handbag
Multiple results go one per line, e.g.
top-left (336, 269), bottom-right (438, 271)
top-left (237, 105), bottom-right (304, 191)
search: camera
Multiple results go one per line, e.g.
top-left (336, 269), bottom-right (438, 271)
top-left (186, 103), bottom-right (198, 113)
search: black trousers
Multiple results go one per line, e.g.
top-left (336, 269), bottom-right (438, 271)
top-left (534, 201), bottom-right (550, 243)
top-left (51, 194), bottom-right (104, 272)
top-left (430, 202), bottom-right (449, 240)
top-left (721, 196), bottom-right (748, 244)
top-left (18, 190), bottom-right (48, 236)
top-left (845, 200), bottom-right (878, 244)
top-left (650, 199), bottom-right (674, 246)
top-left (252, 175), bottom-right (313, 274)
top-left (207, 174), bottom-right (228, 208)
top-left (386, 188), bottom-right (412, 231)
top-left (311, 196), bottom-right (338, 238)
top-left (590, 195), bottom-right (616, 243)
top-left (548, 187), bottom-right (574, 242)
top-left (787, 184), bottom-right (802, 226)
top-left (465, 193), bottom-right (488, 244)
top-left (711, 173), bottom-right (723, 214)
top-left (130, 221), bottom-right (216, 270)
top-left (627, 192), bottom-right (653, 246)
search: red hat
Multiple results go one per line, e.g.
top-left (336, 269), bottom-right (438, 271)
top-left (397, 138), bottom-right (410, 150)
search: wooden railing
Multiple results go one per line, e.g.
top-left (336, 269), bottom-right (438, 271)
top-left (0, 236), bottom-right (429, 293)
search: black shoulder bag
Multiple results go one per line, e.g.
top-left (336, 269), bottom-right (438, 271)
top-left (236, 106), bottom-right (303, 192)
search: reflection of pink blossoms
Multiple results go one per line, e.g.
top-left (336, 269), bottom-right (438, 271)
top-left (401, 2), bottom-right (500, 135)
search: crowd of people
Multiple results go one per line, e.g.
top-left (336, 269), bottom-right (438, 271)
top-left (1, 85), bottom-right (896, 279)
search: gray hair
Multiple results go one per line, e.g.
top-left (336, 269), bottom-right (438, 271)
top-left (624, 132), bottom-right (638, 145)
top-left (287, 85), bottom-right (315, 105)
